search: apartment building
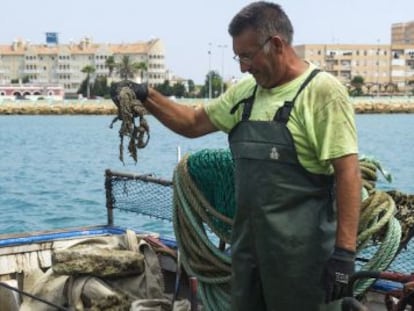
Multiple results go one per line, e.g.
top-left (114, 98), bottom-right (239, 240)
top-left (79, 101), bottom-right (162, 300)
top-left (0, 36), bottom-right (168, 95)
top-left (295, 43), bottom-right (414, 93)
top-left (392, 21), bottom-right (414, 44)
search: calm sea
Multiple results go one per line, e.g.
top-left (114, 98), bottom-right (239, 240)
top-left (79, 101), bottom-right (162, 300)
top-left (0, 114), bottom-right (413, 237)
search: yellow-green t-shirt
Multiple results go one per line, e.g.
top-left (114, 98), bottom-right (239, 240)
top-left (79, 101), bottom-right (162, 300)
top-left (204, 65), bottom-right (358, 175)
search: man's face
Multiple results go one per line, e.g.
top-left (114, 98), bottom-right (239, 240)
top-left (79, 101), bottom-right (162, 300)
top-left (232, 29), bottom-right (284, 88)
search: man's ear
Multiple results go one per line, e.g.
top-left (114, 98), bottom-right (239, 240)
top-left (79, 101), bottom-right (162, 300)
top-left (270, 36), bottom-right (284, 54)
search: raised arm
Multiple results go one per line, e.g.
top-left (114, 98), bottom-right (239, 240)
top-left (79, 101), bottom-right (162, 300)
top-left (111, 81), bottom-right (218, 138)
top-left (144, 87), bottom-right (218, 138)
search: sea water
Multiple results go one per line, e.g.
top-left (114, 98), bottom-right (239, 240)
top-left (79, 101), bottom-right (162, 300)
top-left (0, 114), bottom-right (413, 237)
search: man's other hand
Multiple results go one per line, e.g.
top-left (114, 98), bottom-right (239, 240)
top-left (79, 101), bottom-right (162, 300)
top-left (323, 247), bottom-right (355, 302)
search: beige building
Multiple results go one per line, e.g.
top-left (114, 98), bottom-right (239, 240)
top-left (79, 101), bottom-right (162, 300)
top-left (392, 21), bottom-right (414, 44)
top-left (0, 37), bottom-right (168, 95)
top-left (295, 43), bottom-right (414, 94)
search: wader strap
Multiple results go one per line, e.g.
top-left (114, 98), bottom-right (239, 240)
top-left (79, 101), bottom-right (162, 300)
top-left (274, 69), bottom-right (320, 124)
top-left (230, 85), bottom-right (258, 121)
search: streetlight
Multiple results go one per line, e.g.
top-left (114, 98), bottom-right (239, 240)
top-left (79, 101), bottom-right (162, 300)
top-left (217, 44), bottom-right (228, 95)
top-left (376, 39), bottom-right (380, 96)
top-left (208, 42), bottom-right (212, 99)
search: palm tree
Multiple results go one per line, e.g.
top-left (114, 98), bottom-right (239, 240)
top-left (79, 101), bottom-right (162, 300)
top-left (135, 62), bottom-right (147, 83)
top-left (105, 56), bottom-right (116, 77)
top-left (365, 82), bottom-right (374, 95)
top-left (350, 75), bottom-right (364, 96)
top-left (81, 65), bottom-right (96, 98)
top-left (117, 55), bottom-right (140, 80)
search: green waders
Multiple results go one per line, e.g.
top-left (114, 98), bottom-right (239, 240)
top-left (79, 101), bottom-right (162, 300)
top-left (228, 70), bottom-right (336, 311)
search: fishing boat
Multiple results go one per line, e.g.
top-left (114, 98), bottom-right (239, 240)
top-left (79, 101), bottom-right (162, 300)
top-left (0, 150), bottom-right (414, 311)
top-left (0, 169), bottom-right (197, 311)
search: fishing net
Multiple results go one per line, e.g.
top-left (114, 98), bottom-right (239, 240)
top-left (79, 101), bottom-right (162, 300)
top-left (105, 150), bottom-right (414, 280)
top-left (105, 149), bottom-right (236, 225)
top-left (367, 190), bottom-right (414, 275)
top-left (375, 239), bottom-right (414, 274)
top-left (186, 149), bottom-right (236, 237)
top-left (105, 170), bottom-right (173, 221)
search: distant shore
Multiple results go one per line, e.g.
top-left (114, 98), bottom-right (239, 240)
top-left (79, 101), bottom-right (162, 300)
top-left (1, 98), bottom-right (414, 115)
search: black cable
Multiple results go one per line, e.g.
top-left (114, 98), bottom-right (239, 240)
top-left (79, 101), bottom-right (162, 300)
top-left (0, 281), bottom-right (71, 311)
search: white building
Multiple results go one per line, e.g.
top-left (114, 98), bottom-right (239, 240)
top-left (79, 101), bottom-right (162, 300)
top-left (0, 36), bottom-right (168, 95)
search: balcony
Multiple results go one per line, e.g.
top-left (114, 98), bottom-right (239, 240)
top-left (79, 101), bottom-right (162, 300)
top-left (55, 69), bottom-right (75, 74)
top-left (22, 69), bottom-right (41, 74)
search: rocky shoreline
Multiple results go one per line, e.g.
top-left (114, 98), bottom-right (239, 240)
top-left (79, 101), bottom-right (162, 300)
top-left (0, 99), bottom-right (414, 115)
top-left (0, 101), bottom-right (117, 115)
top-left (353, 101), bottom-right (414, 113)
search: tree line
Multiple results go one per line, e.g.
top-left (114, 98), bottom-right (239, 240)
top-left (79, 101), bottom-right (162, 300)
top-left (348, 75), bottom-right (414, 96)
top-left (78, 55), bottom-right (228, 99)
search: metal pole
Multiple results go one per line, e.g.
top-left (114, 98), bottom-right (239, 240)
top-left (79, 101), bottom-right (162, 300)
top-left (208, 42), bottom-right (212, 99)
top-left (376, 39), bottom-right (380, 97)
top-left (177, 145), bottom-right (181, 162)
top-left (105, 169), bottom-right (114, 226)
top-left (87, 75), bottom-right (91, 99)
top-left (217, 44), bottom-right (228, 95)
top-left (189, 276), bottom-right (199, 311)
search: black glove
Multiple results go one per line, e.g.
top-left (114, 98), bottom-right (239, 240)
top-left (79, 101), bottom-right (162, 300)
top-left (322, 247), bottom-right (355, 303)
top-left (110, 80), bottom-right (149, 105)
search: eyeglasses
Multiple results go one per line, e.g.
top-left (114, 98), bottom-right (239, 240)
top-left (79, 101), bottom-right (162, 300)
top-left (233, 37), bottom-right (272, 66)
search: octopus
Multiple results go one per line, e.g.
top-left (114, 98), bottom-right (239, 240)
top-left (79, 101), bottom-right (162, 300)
top-left (109, 84), bottom-right (150, 164)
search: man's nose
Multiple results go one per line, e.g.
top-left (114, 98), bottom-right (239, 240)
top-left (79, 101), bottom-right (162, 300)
top-left (239, 62), bottom-right (251, 73)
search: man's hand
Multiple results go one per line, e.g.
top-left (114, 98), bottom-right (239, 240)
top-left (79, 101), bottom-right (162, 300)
top-left (110, 80), bottom-right (149, 104)
top-left (322, 247), bottom-right (355, 302)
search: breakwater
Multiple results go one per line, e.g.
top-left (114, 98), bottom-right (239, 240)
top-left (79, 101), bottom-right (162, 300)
top-left (0, 97), bottom-right (414, 114)
top-left (0, 101), bottom-right (117, 115)
top-left (352, 96), bottom-right (414, 113)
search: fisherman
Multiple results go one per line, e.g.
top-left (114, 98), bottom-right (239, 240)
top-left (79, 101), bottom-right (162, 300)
top-left (111, 1), bottom-right (361, 310)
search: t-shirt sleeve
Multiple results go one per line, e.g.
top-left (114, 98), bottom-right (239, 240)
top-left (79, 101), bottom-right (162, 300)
top-left (311, 75), bottom-right (359, 161)
top-left (204, 94), bottom-right (236, 133)
top-left (204, 77), bottom-right (256, 133)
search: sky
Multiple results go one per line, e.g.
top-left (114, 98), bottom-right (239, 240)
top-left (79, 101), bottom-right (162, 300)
top-left (1, 0), bottom-right (413, 84)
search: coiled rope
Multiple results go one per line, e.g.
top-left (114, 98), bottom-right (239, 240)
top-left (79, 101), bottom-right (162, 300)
top-left (173, 151), bottom-right (232, 311)
top-left (350, 158), bottom-right (401, 296)
top-left (173, 150), bottom-right (410, 306)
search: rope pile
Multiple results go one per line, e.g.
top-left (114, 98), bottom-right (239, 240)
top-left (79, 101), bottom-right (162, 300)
top-left (173, 151), bottom-right (232, 310)
top-left (172, 149), bottom-right (414, 305)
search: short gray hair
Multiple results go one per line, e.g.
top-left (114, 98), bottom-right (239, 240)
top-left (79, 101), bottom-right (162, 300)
top-left (228, 1), bottom-right (294, 45)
